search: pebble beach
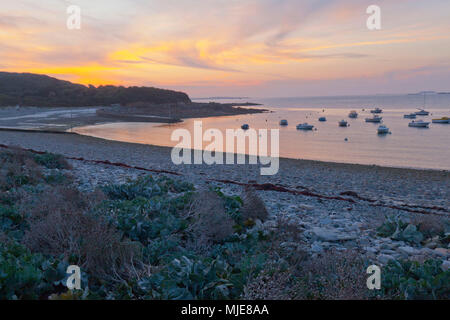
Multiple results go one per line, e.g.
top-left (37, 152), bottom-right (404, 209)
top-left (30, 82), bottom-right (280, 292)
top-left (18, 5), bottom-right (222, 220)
top-left (0, 129), bottom-right (448, 269)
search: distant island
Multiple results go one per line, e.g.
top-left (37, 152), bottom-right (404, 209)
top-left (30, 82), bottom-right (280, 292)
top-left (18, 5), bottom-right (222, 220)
top-left (193, 97), bottom-right (251, 100)
top-left (0, 72), bottom-right (191, 107)
top-left (407, 91), bottom-right (438, 95)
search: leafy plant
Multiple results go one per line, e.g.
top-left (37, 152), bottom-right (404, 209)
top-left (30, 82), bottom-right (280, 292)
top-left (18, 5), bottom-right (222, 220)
top-left (0, 204), bottom-right (26, 240)
top-left (33, 153), bottom-right (70, 169)
top-left (137, 255), bottom-right (234, 300)
top-left (0, 242), bottom-right (68, 299)
top-left (377, 216), bottom-right (423, 245)
top-left (102, 176), bottom-right (193, 201)
top-left (213, 187), bottom-right (243, 223)
top-left (382, 259), bottom-right (450, 300)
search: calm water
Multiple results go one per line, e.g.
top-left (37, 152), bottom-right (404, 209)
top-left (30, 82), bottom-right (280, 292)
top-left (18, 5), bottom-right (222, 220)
top-left (73, 94), bottom-right (450, 170)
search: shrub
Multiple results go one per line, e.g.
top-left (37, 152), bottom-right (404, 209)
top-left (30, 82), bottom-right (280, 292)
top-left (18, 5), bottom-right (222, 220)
top-left (242, 264), bottom-right (293, 300)
top-left (18, 186), bottom-right (104, 222)
top-left (0, 204), bottom-right (27, 240)
top-left (102, 175), bottom-right (194, 201)
top-left (265, 215), bottom-right (307, 268)
top-left (33, 153), bottom-right (71, 169)
top-left (44, 172), bottom-right (72, 185)
top-left (377, 216), bottom-right (423, 245)
top-left (0, 147), bottom-right (34, 164)
top-left (413, 215), bottom-right (447, 239)
top-left (382, 259), bottom-right (450, 300)
top-left (23, 208), bottom-right (140, 278)
top-left (0, 158), bottom-right (43, 190)
top-left (292, 249), bottom-right (370, 300)
top-left (97, 196), bottom-right (186, 246)
top-left (102, 176), bottom-right (161, 200)
top-left (240, 186), bottom-right (269, 223)
top-left (186, 191), bottom-right (235, 244)
top-left (137, 255), bottom-right (234, 299)
top-left (0, 241), bottom-right (67, 299)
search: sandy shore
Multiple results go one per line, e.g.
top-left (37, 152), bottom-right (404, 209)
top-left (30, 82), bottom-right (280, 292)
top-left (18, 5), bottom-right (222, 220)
top-left (0, 104), bottom-right (267, 132)
top-left (0, 129), bottom-right (448, 266)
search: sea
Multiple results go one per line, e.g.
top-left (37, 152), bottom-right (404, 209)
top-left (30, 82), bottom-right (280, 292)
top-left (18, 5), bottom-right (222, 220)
top-left (73, 94), bottom-right (450, 171)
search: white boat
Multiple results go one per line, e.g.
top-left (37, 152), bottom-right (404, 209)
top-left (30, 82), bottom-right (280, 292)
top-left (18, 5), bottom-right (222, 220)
top-left (403, 113), bottom-right (417, 119)
top-left (365, 115), bottom-right (383, 123)
top-left (318, 116), bottom-right (327, 122)
top-left (408, 120), bottom-right (430, 128)
top-left (415, 109), bottom-right (429, 116)
top-left (432, 117), bottom-right (449, 124)
top-left (348, 111), bottom-right (358, 118)
top-left (279, 119), bottom-right (288, 126)
top-left (338, 120), bottom-right (348, 127)
top-left (296, 123), bottom-right (314, 130)
top-left (377, 125), bottom-right (390, 134)
top-left (241, 124), bottom-right (249, 130)
top-left (370, 107), bottom-right (383, 114)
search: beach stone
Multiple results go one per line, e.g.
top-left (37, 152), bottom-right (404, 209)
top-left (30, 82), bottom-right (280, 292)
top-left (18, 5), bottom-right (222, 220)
top-left (311, 242), bottom-right (324, 253)
top-left (378, 254), bottom-right (395, 265)
top-left (364, 246), bottom-right (379, 254)
top-left (359, 238), bottom-right (371, 246)
top-left (264, 221), bottom-right (277, 229)
top-left (299, 204), bottom-right (315, 212)
top-left (398, 246), bottom-right (417, 255)
top-left (424, 241), bottom-right (439, 249)
top-left (419, 248), bottom-right (436, 256)
top-left (381, 249), bottom-right (397, 255)
top-left (434, 248), bottom-right (450, 257)
top-left (311, 227), bottom-right (356, 242)
top-left (441, 260), bottom-right (450, 272)
top-left (319, 218), bottom-right (332, 225)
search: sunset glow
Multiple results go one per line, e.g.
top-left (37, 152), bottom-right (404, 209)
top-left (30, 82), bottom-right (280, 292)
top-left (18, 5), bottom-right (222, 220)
top-left (2, 0), bottom-right (450, 96)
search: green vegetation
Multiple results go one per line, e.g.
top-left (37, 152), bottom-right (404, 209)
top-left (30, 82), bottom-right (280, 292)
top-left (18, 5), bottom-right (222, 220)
top-left (0, 72), bottom-right (191, 107)
top-left (0, 148), bottom-right (448, 300)
top-left (382, 259), bottom-right (450, 299)
top-left (378, 215), bottom-right (449, 246)
top-left (377, 216), bottom-right (423, 244)
top-left (0, 242), bottom-right (68, 300)
top-left (33, 153), bottom-right (72, 170)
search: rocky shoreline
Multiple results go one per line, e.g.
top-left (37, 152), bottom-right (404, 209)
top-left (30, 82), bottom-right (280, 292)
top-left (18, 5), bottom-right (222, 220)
top-left (0, 130), bottom-right (448, 271)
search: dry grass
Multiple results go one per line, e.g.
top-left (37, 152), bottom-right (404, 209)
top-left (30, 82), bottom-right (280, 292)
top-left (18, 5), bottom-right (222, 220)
top-left (184, 190), bottom-right (235, 251)
top-left (413, 215), bottom-right (447, 238)
top-left (0, 149), bottom-right (43, 190)
top-left (292, 249), bottom-right (370, 300)
top-left (242, 265), bottom-right (293, 300)
top-left (23, 209), bottom-right (141, 277)
top-left (240, 186), bottom-right (269, 222)
top-left (21, 185), bottom-right (139, 278)
top-left (264, 214), bottom-right (308, 269)
top-left (18, 186), bottom-right (104, 221)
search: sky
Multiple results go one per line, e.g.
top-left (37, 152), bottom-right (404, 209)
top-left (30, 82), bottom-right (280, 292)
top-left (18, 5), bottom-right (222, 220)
top-left (1, 0), bottom-right (450, 97)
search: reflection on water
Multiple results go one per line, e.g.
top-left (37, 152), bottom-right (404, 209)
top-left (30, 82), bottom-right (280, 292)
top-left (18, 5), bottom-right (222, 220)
top-left (73, 95), bottom-right (450, 170)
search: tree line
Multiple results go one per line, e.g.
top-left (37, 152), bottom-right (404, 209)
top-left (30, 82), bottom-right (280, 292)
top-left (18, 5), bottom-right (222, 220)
top-left (0, 72), bottom-right (191, 107)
